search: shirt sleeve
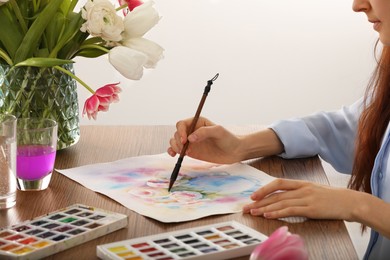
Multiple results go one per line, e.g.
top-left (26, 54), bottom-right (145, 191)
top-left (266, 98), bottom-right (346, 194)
top-left (269, 98), bottom-right (363, 174)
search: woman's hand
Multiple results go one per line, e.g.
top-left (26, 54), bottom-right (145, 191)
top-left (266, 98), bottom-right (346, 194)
top-left (168, 116), bottom-right (284, 164)
top-left (167, 117), bottom-right (243, 164)
top-left (243, 178), bottom-right (358, 221)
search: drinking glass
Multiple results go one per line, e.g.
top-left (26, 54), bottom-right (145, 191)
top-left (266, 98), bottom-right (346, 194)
top-left (0, 114), bottom-right (17, 209)
top-left (16, 118), bottom-right (58, 191)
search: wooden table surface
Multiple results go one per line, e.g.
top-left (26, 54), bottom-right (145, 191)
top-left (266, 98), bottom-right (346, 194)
top-left (0, 125), bottom-right (358, 259)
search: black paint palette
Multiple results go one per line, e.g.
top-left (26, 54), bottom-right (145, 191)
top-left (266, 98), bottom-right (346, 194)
top-left (97, 221), bottom-right (267, 260)
top-left (0, 204), bottom-right (128, 260)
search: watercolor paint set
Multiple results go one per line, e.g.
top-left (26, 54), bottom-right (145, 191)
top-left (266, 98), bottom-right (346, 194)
top-left (0, 204), bottom-right (128, 260)
top-left (97, 221), bottom-right (268, 260)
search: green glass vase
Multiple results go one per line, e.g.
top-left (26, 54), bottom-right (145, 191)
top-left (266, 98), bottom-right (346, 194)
top-left (0, 63), bottom-right (80, 150)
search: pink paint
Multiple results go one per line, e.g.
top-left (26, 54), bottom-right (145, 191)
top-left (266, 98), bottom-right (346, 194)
top-left (214, 197), bottom-right (239, 203)
top-left (146, 178), bottom-right (169, 188)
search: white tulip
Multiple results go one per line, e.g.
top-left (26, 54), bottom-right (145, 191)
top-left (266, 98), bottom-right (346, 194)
top-left (81, 0), bottom-right (124, 42)
top-left (108, 46), bottom-right (148, 80)
top-left (122, 0), bottom-right (160, 38)
top-left (122, 37), bottom-right (164, 68)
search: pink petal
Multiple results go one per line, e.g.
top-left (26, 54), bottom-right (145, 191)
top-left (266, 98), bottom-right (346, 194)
top-left (98, 96), bottom-right (113, 106)
top-left (250, 227), bottom-right (308, 260)
top-left (112, 85), bottom-right (122, 93)
top-left (96, 85), bottom-right (115, 96)
top-left (95, 83), bottom-right (122, 97)
top-left (98, 105), bottom-right (110, 112)
top-left (83, 95), bottom-right (100, 120)
top-left (85, 95), bottom-right (100, 110)
top-left (257, 226), bottom-right (289, 253)
top-left (120, 0), bottom-right (143, 15)
top-left (128, 0), bottom-right (143, 11)
top-left (111, 94), bottom-right (120, 102)
top-left (269, 247), bottom-right (308, 260)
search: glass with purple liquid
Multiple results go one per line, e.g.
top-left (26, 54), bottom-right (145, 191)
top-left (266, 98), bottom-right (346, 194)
top-left (17, 118), bottom-right (57, 191)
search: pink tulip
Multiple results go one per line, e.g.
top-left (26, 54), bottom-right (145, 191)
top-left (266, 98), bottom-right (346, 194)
top-left (83, 83), bottom-right (122, 120)
top-left (119, 0), bottom-right (143, 15)
top-left (250, 226), bottom-right (308, 260)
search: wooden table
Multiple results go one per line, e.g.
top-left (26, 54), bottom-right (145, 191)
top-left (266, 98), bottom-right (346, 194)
top-left (0, 125), bottom-right (358, 259)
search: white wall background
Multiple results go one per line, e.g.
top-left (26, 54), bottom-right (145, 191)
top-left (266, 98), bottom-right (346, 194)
top-left (75, 0), bottom-right (378, 126)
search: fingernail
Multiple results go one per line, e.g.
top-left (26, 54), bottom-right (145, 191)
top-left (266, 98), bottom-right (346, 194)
top-left (188, 134), bottom-right (197, 142)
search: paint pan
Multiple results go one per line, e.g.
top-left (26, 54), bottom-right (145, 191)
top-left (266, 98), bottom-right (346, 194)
top-left (97, 221), bottom-right (267, 260)
top-left (0, 204), bottom-right (128, 260)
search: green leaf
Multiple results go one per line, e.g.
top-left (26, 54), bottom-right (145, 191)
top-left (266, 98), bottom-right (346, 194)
top-left (16, 0), bottom-right (30, 21)
top-left (14, 0), bottom-right (63, 63)
top-left (0, 48), bottom-right (13, 66)
top-left (0, 7), bottom-right (24, 60)
top-left (75, 49), bottom-right (109, 58)
top-left (36, 48), bottom-right (50, 58)
top-left (82, 37), bottom-right (106, 45)
top-left (45, 12), bottom-right (66, 53)
top-left (9, 0), bottom-right (28, 33)
top-left (14, 58), bottom-right (74, 68)
top-left (73, 43), bottom-right (110, 58)
top-left (57, 12), bottom-right (89, 59)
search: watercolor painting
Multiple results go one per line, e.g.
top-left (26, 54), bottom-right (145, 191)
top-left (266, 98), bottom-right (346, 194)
top-left (57, 153), bottom-right (275, 223)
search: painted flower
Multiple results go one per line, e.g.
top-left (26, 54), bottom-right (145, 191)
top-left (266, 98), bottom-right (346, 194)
top-left (250, 226), bottom-right (308, 260)
top-left (81, 0), bottom-right (125, 42)
top-left (83, 83), bottom-right (122, 120)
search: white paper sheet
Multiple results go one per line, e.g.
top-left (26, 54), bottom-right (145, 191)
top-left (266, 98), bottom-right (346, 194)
top-left (57, 153), bottom-right (276, 223)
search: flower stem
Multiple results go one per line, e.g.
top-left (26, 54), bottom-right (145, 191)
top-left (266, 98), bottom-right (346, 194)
top-left (53, 65), bottom-right (95, 94)
top-left (116, 4), bottom-right (128, 12)
top-left (79, 44), bottom-right (110, 54)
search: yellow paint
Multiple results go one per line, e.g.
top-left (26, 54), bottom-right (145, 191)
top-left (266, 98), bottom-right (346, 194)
top-left (108, 246), bottom-right (128, 252)
top-left (204, 234), bottom-right (221, 240)
top-left (32, 241), bottom-right (51, 248)
top-left (11, 247), bottom-right (34, 254)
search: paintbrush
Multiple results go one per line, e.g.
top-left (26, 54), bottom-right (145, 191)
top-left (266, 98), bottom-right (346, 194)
top-left (168, 73), bottom-right (219, 192)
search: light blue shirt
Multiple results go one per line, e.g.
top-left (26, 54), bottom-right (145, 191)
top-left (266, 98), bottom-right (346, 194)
top-left (269, 98), bottom-right (390, 259)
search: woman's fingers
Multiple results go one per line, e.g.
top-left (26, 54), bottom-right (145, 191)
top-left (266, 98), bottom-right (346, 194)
top-left (250, 179), bottom-right (306, 201)
top-left (244, 188), bottom-right (304, 213)
top-left (245, 197), bottom-right (307, 218)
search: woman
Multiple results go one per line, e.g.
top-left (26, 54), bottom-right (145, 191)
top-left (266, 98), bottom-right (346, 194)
top-left (167, 0), bottom-right (390, 259)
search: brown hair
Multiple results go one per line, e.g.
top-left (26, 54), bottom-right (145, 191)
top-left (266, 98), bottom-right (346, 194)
top-left (350, 45), bottom-right (390, 193)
